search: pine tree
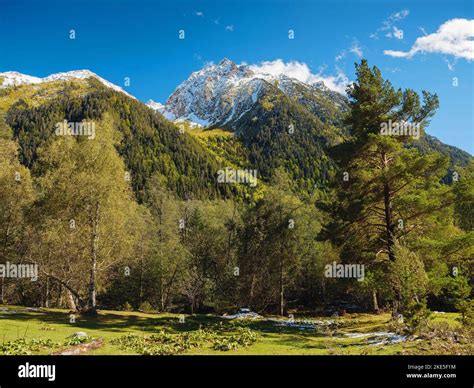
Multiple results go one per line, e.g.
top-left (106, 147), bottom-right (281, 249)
top-left (335, 60), bottom-right (451, 313)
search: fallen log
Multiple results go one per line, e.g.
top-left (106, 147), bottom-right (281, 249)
top-left (52, 338), bottom-right (104, 355)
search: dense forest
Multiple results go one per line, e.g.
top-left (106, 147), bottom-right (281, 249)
top-left (0, 60), bottom-right (472, 331)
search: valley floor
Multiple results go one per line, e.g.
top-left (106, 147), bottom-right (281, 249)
top-left (0, 305), bottom-right (471, 355)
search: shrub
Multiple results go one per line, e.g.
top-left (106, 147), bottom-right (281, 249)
top-left (0, 338), bottom-right (61, 355)
top-left (111, 327), bottom-right (259, 355)
top-left (456, 299), bottom-right (474, 326)
top-left (138, 301), bottom-right (154, 313)
top-left (390, 243), bottom-right (430, 330)
top-left (64, 335), bottom-right (92, 346)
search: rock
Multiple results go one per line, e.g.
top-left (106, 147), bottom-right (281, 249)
top-left (392, 312), bottom-right (404, 323)
top-left (71, 332), bottom-right (88, 338)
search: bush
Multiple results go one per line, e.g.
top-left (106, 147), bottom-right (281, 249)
top-left (111, 327), bottom-right (259, 355)
top-left (0, 338), bottom-right (61, 355)
top-left (138, 301), bottom-right (154, 313)
top-left (456, 299), bottom-right (474, 326)
top-left (212, 328), bottom-right (259, 351)
top-left (64, 335), bottom-right (92, 346)
top-left (390, 243), bottom-right (430, 330)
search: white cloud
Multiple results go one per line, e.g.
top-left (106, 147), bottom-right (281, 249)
top-left (391, 9), bottom-right (409, 22)
top-left (336, 39), bottom-right (362, 61)
top-left (315, 68), bottom-right (350, 95)
top-left (225, 25), bottom-right (234, 32)
top-left (384, 19), bottom-right (474, 61)
top-left (195, 11), bottom-right (204, 17)
top-left (386, 26), bottom-right (404, 40)
top-left (371, 9), bottom-right (409, 39)
top-left (350, 41), bottom-right (363, 57)
top-left (249, 59), bottom-right (349, 94)
top-left (335, 51), bottom-right (346, 61)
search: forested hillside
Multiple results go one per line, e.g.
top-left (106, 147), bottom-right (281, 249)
top-left (0, 60), bottom-right (472, 334)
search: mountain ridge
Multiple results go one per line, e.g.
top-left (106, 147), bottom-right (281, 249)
top-left (0, 69), bottom-right (134, 99)
top-left (147, 58), bottom-right (349, 129)
top-left (1, 62), bottom-right (470, 195)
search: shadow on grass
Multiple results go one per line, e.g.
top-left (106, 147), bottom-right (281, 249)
top-left (0, 307), bottom-right (387, 341)
top-left (0, 309), bottom-right (226, 335)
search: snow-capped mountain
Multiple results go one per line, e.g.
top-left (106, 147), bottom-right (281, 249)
top-left (0, 72), bottom-right (43, 87)
top-left (0, 70), bottom-right (134, 98)
top-left (148, 58), bottom-right (347, 128)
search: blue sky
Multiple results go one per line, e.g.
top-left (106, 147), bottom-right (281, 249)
top-left (0, 0), bottom-right (472, 153)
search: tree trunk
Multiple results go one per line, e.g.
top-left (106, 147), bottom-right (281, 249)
top-left (278, 208), bottom-right (285, 316)
top-left (383, 182), bottom-right (395, 262)
top-left (382, 152), bottom-right (400, 313)
top-left (163, 264), bottom-right (179, 310)
top-left (321, 279), bottom-right (326, 303)
top-left (45, 276), bottom-right (50, 308)
top-left (249, 274), bottom-right (256, 308)
top-left (159, 262), bottom-right (164, 311)
top-left (279, 260), bottom-right (284, 316)
top-left (40, 270), bottom-right (85, 311)
top-left (58, 284), bottom-right (63, 308)
top-left (372, 289), bottom-right (379, 313)
top-left (66, 289), bottom-right (77, 311)
top-left (88, 203), bottom-right (100, 315)
top-left (0, 277), bottom-right (5, 304)
top-left (139, 255), bottom-right (144, 307)
top-left (381, 152), bottom-right (396, 261)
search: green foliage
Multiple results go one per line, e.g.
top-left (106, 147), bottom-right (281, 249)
top-left (64, 335), bottom-right (92, 346)
top-left (111, 328), bottom-right (258, 355)
top-left (390, 243), bottom-right (430, 328)
top-left (455, 299), bottom-right (474, 326)
top-left (138, 301), bottom-right (154, 313)
top-left (212, 327), bottom-right (259, 351)
top-left (0, 338), bottom-right (60, 355)
top-left (0, 139), bottom-right (35, 263)
top-left (428, 261), bottom-right (471, 310)
top-left (4, 85), bottom-right (242, 202)
top-left (0, 63), bottom-right (471, 319)
top-left (452, 160), bottom-right (474, 231)
top-left (235, 85), bottom-right (338, 195)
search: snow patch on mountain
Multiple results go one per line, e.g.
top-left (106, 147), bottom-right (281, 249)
top-left (0, 70), bottom-right (134, 98)
top-left (0, 72), bottom-right (42, 87)
top-left (147, 58), bottom-right (347, 128)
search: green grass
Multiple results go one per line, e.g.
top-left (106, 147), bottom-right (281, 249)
top-left (0, 305), bottom-right (469, 355)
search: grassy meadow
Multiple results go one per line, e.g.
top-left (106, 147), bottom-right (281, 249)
top-left (0, 305), bottom-right (471, 356)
